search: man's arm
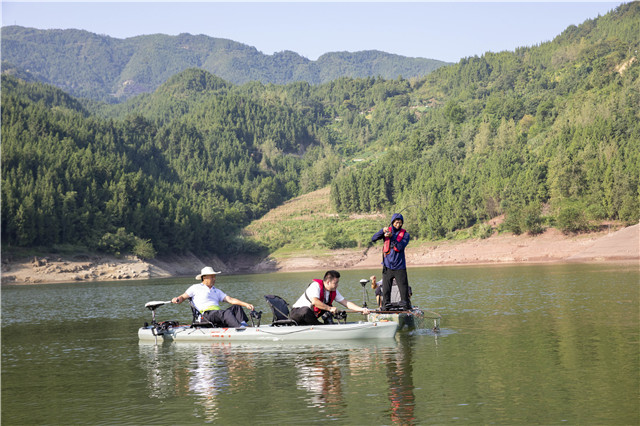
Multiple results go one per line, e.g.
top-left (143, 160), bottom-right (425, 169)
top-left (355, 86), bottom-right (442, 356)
top-left (311, 297), bottom-right (337, 314)
top-left (371, 228), bottom-right (386, 242)
top-left (338, 299), bottom-right (370, 314)
top-left (172, 292), bottom-right (190, 304)
top-left (224, 295), bottom-right (254, 311)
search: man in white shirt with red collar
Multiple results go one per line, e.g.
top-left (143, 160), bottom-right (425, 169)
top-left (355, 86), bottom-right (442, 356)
top-left (290, 270), bottom-right (369, 325)
top-left (172, 267), bottom-right (254, 328)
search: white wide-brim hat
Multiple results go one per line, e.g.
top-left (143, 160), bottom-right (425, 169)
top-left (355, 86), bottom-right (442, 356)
top-left (196, 266), bottom-right (221, 280)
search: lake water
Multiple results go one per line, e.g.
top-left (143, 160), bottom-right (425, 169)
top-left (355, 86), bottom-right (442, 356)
top-left (2, 264), bottom-right (638, 424)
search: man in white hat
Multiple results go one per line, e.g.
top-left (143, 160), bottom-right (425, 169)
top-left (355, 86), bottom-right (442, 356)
top-left (172, 267), bottom-right (254, 328)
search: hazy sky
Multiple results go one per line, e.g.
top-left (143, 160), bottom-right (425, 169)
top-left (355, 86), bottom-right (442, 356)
top-left (2, 1), bottom-right (624, 63)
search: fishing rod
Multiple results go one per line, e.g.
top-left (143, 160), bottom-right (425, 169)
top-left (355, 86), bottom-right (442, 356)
top-left (343, 308), bottom-right (442, 319)
top-left (375, 202), bottom-right (429, 237)
top-left (396, 203), bottom-right (421, 216)
top-left (362, 203), bottom-right (427, 254)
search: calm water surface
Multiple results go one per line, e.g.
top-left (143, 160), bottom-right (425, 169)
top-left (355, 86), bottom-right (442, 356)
top-left (2, 264), bottom-right (638, 424)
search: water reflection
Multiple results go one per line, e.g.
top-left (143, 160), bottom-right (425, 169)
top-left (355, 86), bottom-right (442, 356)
top-left (138, 340), bottom-right (400, 422)
top-left (187, 345), bottom-right (227, 422)
top-left (385, 335), bottom-right (416, 424)
top-left (295, 351), bottom-right (346, 417)
top-left (138, 343), bottom-right (174, 399)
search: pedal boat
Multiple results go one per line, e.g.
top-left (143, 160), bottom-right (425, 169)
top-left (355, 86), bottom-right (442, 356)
top-left (139, 301), bottom-right (398, 343)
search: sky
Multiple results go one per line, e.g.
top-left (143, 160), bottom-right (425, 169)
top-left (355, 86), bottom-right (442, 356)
top-left (2, 1), bottom-right (625, 63)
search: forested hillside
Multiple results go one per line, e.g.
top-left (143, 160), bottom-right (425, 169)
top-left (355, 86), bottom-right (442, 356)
top-left (330, 2), bottom-right (640, 238)
top-left (2, 3), bottom-right (638, 261)
top-left (1, 71), bottom-right (337, 258)
top-left (1, 26), bottom-right (449, 102)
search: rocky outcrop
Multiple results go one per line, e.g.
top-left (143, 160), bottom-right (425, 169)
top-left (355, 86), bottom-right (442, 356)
top-left (1, 252), bottom-right (228, 284)
top-left (2, 224), bottom-right (637, 284)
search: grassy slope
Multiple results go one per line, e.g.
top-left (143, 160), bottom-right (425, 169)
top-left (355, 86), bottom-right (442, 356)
top-left (242, 185), bottom-right (633, 265)
top-left (243, 187), bottom-right (386, 259)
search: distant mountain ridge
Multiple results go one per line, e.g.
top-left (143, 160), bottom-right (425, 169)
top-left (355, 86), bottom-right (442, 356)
top-left (0, 26), bottom-right (450, 102)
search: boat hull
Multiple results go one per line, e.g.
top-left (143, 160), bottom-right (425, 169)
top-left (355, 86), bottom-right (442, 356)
top-left (138, 321), bottom-right (398, 342)
top-left (367, 308), bottom-right (441, 331)
top-left (367, 312), bottom-right (419, 330)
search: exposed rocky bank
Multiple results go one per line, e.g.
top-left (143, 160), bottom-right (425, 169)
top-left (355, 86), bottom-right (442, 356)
top-left (2, 224), bottom-right (637, 285)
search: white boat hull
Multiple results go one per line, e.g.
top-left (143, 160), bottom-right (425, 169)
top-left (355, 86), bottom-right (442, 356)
top-left (138, 321), bottom-right (398, 342)
top-left (367, 308), bottom-right (441, 331)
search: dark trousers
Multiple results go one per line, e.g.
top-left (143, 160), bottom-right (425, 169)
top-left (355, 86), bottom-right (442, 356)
top-left (382, 267), bottom-right (411, 308)
top-left (202, 305), bottom-right (248, 328)
top-left (289, 306), bottom-right (322, 325)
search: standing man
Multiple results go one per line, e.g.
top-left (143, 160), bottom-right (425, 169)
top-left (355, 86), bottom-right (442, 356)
top-left (172, 266), bottom-right (254, 328)
top-left (371, 213), bottom-right (411, 310)
top-left (290, 270), bottom-right (370, 325)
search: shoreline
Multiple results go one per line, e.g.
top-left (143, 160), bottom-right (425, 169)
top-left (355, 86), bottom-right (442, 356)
top-left (2, 224), bottom-right (638, 285)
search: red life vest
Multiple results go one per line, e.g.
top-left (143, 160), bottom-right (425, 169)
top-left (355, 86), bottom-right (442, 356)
top-left (310, 279), bottom-right (336, 317)
top-left (383, 226), bottom-right (406, 256)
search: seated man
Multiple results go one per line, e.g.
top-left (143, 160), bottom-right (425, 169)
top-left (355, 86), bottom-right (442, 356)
top-left (172, 266), bottom-right (254, 328)
top-left (371, 275), bottom-right (384, 308)
top-left (290, 270), bottom-right (370, 325)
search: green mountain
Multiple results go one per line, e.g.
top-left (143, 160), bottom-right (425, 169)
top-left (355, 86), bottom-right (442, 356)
top-left (1, 26), bottom-right (450, 103)
top-left (328, 2), bottom-right (640, 238)
top-left (2, 3), bottom-right (638, 261)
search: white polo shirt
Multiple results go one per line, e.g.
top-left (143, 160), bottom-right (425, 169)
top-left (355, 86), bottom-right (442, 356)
top-left (186, 283), bottom-right (227, 312)
top-left (293, 282), bottom-right (345, 308)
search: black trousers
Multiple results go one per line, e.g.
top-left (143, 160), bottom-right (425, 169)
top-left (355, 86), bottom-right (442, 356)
top-left (382, 267), bottom-right (411, 308)
top-left (289, 306), bottom-right (322, 325)
top-left (202, 305), bottom-right (248, 328)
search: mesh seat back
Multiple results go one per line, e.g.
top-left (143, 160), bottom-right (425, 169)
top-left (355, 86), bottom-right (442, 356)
top-left (188, 298), bottom-right (202, 322)
top-left (264, 295), bottom-right (290, 320)
top-left (264, 295), bottom-right (297, 326)
top-left (188, 298), bottom-right (215, 327)
top-left (390, 283), bottom-right (401, 304)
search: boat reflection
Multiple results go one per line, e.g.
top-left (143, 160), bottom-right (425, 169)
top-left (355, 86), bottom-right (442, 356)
top-left (295, 351), bottom-right (346, 417)
top-left (385, 335), bottom-right (416, 424)
top-left (138, 339), bottom-right (398, 421)
top-left (138, 342), bottom-right (238, 421)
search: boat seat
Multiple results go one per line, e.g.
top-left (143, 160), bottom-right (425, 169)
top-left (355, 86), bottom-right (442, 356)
top-left (188, 298), bottom-right (216, 328)
top-left (264, 295), bottom-right (298, 326)
top-left (387, 280), bottom-right (412, 310)
top-left (390, 281), bottom-right (401, 304)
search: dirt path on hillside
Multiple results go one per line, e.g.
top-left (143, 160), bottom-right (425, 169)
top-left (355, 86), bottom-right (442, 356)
top-left (2, 224), bottom-right (637, 285)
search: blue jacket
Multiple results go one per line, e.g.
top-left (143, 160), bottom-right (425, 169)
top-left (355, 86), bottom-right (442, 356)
top-left (371, 213), bottom-right (410, 270)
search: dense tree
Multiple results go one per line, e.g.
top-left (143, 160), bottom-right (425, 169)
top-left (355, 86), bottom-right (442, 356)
top-left (2, 3), bottom-right (639, 260)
